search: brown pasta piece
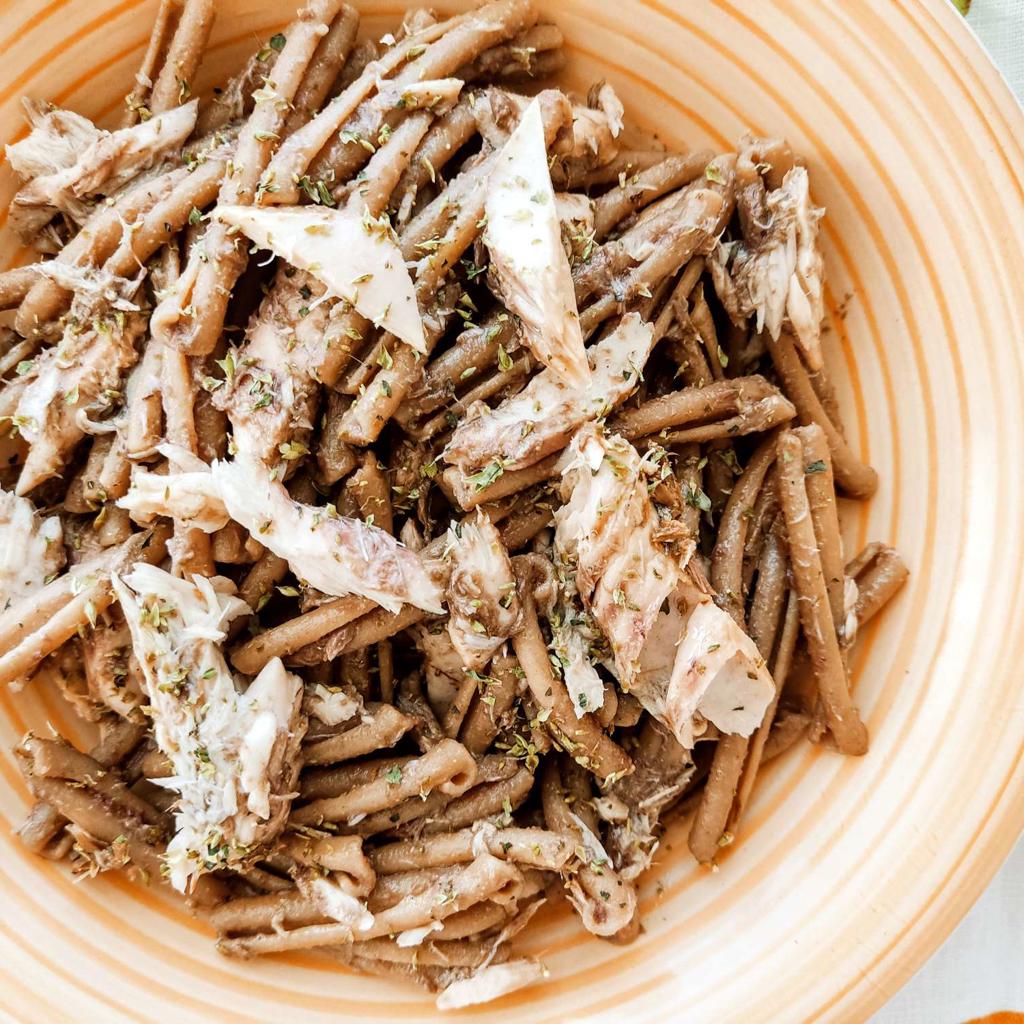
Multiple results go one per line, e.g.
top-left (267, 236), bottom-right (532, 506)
top-left (151, 0), bottom-right (344, 356)
top-left (292, 739), bottom-right (477, 825)
top-left (689, 526), bottom-right (788, 863)
top-left (541, 759), bottom-right (637, 938)
top-left (220, 853), bottom-right (523, 955)
top-left (0, 527), bottom-right (169, 688)
top-left (610, 375), bottom-right (796, 445)
top-left (767, 329), bottom-right (878, 498)
top-left (593, 150), bottom-right (715, 240)
top-left (146, 0), bottom-right (217, 117)
top-left (777, 430), bottom-right (868, 755)
top-left (369, 825), bottom-right (571, 875)
top-left (849, 545), bottom-right (909, 628)
top-left (303, 705), bottom-right (415, 766)
top-left (729, 589), bottom-right (802, 831)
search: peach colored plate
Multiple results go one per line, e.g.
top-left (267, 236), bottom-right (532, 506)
top-left (1, 1), bottom-right (1023, 1021)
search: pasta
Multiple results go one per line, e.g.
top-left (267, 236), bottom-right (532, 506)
top-left (0, 0), bottom-right (908, 1009)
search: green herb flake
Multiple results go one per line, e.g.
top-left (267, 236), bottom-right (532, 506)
top-left (466, 460), bottom-right (505, 491)
top-left (684, 485), bottom-right (713, 513)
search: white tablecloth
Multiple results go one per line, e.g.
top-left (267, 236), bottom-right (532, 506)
top-left (872, 3), bottom-right (1023, 1021)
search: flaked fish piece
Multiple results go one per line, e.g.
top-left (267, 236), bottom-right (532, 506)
top-left (631, 564), bottom-right (775, 749)
top-left (212, 270), bottom-right (326, 465)
top-left (549, 600), bottom-right (605, 718)
top-left (554, 423), bottom-right (680, 686)
top-left (484, 96), bottom-right (589, 388)
top-left (709, 138), bottom-right (824, 370)
top-left (14, 311), bottom-right (144, 495)
top-left (112, 563), bottom-right (305, 892)
top-left (443, 312), bottom-right (654, 477)
top-left (0, 486), bottom-right (64, 613)
top-left (8, 100), bottom-right (197, 234)
top-left (120, 454), bottom-right (444, 614)
top-left (216, 201), bottom-right (427, 355)
top-left (444, 510), bottom-right (522, 671)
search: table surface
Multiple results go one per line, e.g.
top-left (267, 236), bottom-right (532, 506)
top-left (873, 2), bottom-right (1023, 1022)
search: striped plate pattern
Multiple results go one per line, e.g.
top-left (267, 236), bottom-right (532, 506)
top-left (1, 1), bottom-right (1023, 1021)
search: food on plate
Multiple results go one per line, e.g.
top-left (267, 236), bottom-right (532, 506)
top-left (0, 0), bottom-right (908, 1009)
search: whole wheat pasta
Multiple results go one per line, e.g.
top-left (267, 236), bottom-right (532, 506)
top-left (541, 759), bottom-right (637, 938)
top-left (263, 12), bottom-right (470, 205)
top-left (159, 313), bottom-right (217, 578)
top-left (689, 527), bottom-right (789, 863)
top-left (219, 852), bottom-right (523, 955)
top-left (292, 739), bottom-right (478, 825)
top-left (494, 502), bottom-right (555, 551)
top-left (368, 862), bottom-right (483, 910)
top-left (209, 889), bottom-right (327, 936)
top-left (729, 589), bottom-right (802, 831)
top-left (310, 0), bottom-right (538, 188)
top-left (17, 719), bottom-right (145, 855)
top-left (414, 766), bottom-right (535, 837)
top-left (369, 825), bottom-right (571, 875)
top-left (610, 375), bottom-right (794, 442)
top-left (300, 755), bottom-right (415, 801)
top-left (458, 653), bottom-right (522, 755)
top-left (284, 4), bottom-right (361, 136)
top-left (441, 674), bottom-right (479, 738)
top-left (798, 424), bottom-right (846, 637)
top-left (411, 351), bottom-right (534, 444)
top-left (63, 435), bottom-right (116, 513)
top-left (280, 833), bottom-right (376, 894)
top-left (777, 430), bottom-right (867, 755)
top-left (0, 266), bottom-right (38, 310)
top-left (461, 22), bottom-right (564, 81)
top-left (0, 526), bottom-right (169, 688)
top-left (303, 705), bottom-right (415, 766)
top-left (23, 735), bottom-right (166, 829)
top-left (122, 0), bottom-right (178, 124)
top-left (146, 0), bottom-right (216, 117)
top-left (231, 595), bottom-right (377, 675)
top-left (593, 151), bottom-right (715, 240)
top-left (152, 0), bottom-right (343, 356)
top-left (430, 898), bottom-right (516, 941)
top-left (445, 454), bottom-right (562, 512)
top-left (709, 434), bottom-right (778, 622)
top-left (767, 329), bottom-right (878, 498)
top-left (849, 545), bottom-right (909, 627)
top-left (345, 783), bottom-right (453, 836)
top-left (124, 341), bottom-right (164, 461)
top-left (291, 602), bottom-right (431, 665)
top-left (104, 155), bottom-right (227, 282)
top-left (737, 464), bottom-right (777, 584)
top-left (392, 100), bottom-right (479, 224)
